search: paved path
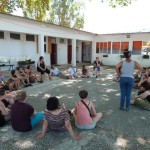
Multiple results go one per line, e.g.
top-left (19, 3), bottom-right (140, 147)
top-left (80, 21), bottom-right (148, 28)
top-left (0, 66), bottom-right (150, 150)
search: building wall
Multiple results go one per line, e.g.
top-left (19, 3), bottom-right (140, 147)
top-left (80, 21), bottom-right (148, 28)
top-left (96, 33), bottom-right (150, 67)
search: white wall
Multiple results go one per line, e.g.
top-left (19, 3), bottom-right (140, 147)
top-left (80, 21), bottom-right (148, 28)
top-left (0, 31), bottom-right (39, 69)
top-left (76, 40), bottom-right (82, 62)
top-left (57, 38), bottom-right (67, 65)
top-left (96, 33), bottom-right (150, 67)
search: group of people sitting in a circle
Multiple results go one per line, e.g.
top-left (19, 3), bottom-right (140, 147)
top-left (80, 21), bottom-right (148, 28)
top-left (0, 89), bottom-right (102, 141)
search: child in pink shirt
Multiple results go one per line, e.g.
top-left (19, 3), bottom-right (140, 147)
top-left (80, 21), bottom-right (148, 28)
top-left (73, 90), bottom-right (102, 129)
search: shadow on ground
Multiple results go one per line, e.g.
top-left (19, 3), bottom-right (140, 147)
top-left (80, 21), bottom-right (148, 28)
top-left (0, 67), bottom-right (150, 150)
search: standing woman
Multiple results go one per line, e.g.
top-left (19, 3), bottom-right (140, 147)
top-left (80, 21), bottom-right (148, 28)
top-left (115, 50), bottom-right (143, 111)
top-left (37, 56), bottom-right (52, 83)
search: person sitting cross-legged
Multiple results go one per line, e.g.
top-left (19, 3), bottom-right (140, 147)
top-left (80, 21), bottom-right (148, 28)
top-left (36, 97), bottom-right (80, 140)
top-left (131, 81), bottom-right (150, 111)
top-left (73, 90), bottom-right (102, 130)
top-left (68, 64), bottom-right (77, 79)
top-left (11, 91), bottom-right (43, 132)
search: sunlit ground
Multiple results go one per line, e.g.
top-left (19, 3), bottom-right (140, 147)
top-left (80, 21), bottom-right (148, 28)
top-left (0, 65), bottom-right (149, 150)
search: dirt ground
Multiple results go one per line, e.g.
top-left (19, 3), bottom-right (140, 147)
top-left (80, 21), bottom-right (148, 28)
top-left (0, 64), bottom-right (150, 150)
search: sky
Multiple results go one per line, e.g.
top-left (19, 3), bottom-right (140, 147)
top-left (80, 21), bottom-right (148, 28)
top-left (13, 0), bottom-right (150, 34)
top-left (83, 0), bottom-right (150, 34)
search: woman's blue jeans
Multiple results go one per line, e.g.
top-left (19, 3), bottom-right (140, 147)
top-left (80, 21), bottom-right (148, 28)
top-left (120, 77), bottom-right (134, 110)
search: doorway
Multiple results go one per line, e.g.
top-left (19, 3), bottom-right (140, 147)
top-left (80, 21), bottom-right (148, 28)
top-left (51, 44), bottom-right (57, 64)
top-left (68, 45), bottom-right (72, 64)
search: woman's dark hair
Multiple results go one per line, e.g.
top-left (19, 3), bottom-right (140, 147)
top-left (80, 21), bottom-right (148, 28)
top-left (47, 97), bottom-right (60, 111)
top-left (39, 56), bottom-right (44, 60)
top-left (79, 90), bottom-right (88, 99)
top-left (123, 50), bottom-right (131, 58)
top-left (27, 65), bottom-right (31, 69)
top-left (141, 81), bottom-right (150, 91)
top-left (11, 70), bottom-right (15, 76)
top-left (0, 89), bottom-right (5, 96)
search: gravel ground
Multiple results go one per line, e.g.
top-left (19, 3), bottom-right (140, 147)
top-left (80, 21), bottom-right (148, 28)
top-left (0, 65), bottom-right (150, 150)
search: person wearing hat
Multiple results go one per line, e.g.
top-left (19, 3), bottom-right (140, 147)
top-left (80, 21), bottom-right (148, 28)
top-left (11, 91), bottom-right (43, 132)
top-left (115, 49), bottom-right (143, 111)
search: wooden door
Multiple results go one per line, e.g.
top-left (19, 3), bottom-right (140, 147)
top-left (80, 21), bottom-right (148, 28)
top-left (51, 44), bottom-right (57, 64)
top-left (68, 45), bottom-right (72, 63)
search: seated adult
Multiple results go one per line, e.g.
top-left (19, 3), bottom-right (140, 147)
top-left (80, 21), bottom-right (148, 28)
top-left (16, 67), bottom-right (32, 87)
top-left (68, 64), bottom-right (77, 79)
top-left (0, 103), bottom-right (11, 127)
top-left (0, 89), bottom-right (14, 107)
top-left (36, 97), bottom-right (80, 140)
top-left (81, 65), bottom-right (90, 78)
top-left (37, 56), bottom-right (52, 83)
top-left (25, 65), bottom-right (38, 83)
top-left (131, 81), bottom-right (150, 110)
top-left (10, 70), bottom-right (21, 90)
top-left (1, 78), bottom-right (15, 92)
top-left (73, 90), bottom-right (102, 130)
top-left (11, 91), bottom-right (43, 132)
top-left (51, 66), bottom-right (69, 79)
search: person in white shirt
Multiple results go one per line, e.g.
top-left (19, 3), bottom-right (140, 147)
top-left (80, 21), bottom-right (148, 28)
top-left (51, 66), bottom-right (62, 76)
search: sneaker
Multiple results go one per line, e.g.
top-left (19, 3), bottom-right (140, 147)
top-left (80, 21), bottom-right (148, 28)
top-left (40, 81), bottom-right (43, 83)
top-left (24, 85), bottom-right (28, 88)
top-left (119, 107), bottom-right (124, 111)
top-left (96, 76), bottom-right (98, 78)
top-left (28, 84), bottom-right (33, 86)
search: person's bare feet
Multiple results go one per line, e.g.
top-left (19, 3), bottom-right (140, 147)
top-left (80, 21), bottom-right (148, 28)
top-left (130, 100), bottom-right (135, 105)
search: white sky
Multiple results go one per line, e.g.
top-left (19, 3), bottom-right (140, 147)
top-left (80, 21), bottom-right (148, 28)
top-left (13, 0), bottom-right (150, 34)
top-left (84, 0), bottom-right (150, 34)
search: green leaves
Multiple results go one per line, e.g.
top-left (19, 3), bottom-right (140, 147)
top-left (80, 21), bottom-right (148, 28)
top-left (48, 0), bottom-right (85, 29)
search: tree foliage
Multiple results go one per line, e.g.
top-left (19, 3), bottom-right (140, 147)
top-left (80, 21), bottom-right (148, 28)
top-left (93, 0), bottom-right (134, 8)
top-left (0, 0), bottom-right (18, 13)
top-left (18, 0), bottom-right (50, 21)
top-left (48, 0), bottom-right (85, 29)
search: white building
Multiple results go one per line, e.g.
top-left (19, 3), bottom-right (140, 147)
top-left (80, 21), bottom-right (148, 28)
top-left (0, 13), bottom-right (150, 70)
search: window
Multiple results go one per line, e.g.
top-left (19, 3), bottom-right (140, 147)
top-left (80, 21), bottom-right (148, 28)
top-left (112, 42), bottom-right (120, 54)
top-left (108, 41), bottom-right (111, 54)
top-left (44, 37), bottom-right (46, 42)
top-left (121, 42), bottom-right (129, 54)
top-left (96, 42), bottom-right (100, 53)
top-left (100, 42), bottom-right (103, 53)
top-left (132, 41), bottom-right (142, 55)
top-left (103, 42), bottom-right (107, 53)
top-left (52, 38), bottom-right (56, 43)
top-left (10, 33), bottom-right (20, 40)
top-left (26, 34), bottom-right (35, 41)
top-left (44, 44), bottom-right (46, 53)
top-left (142, 41), bottom-right (150, 55)
top-left (0, 31), bottom-right (4, 39)
top-left (68, 39), bottom-right (72, 45)
top-left (60, 38), bottom-right (65, 44)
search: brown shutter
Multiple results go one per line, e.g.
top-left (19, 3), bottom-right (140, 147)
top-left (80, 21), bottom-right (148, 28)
top-left (48, 37), bottom-right (52, 53)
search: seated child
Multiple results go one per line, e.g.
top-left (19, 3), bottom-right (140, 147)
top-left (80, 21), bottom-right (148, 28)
top-left (73, 90), bottom-right (102, 130)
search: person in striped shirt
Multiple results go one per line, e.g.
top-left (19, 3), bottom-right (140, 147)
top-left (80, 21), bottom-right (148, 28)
top-left (36, 97), bottom-right (80, 140)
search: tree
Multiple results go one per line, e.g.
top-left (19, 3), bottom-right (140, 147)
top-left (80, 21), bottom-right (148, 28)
top-left (0, 0), bottom-right (18, 13)
top-left (48, 0), bottom-right (85, 29)
top-left (92, 0), bottom-right (134, 8)
top-left (18, 0), bottom-right (50, 21)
